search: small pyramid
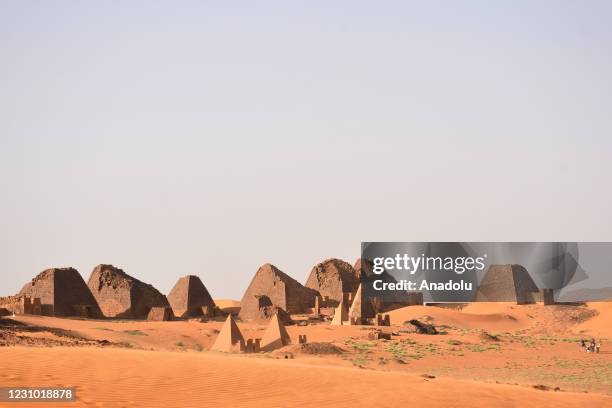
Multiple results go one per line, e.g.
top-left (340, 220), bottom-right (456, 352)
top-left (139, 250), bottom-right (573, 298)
top-left (330, 299), bottom-right (348, 325)
top-left (211, 314), bottom-right (244, 352)
top-left (260, 312), bottom-right (291, 351)
top-left (350, 284), bottom-right (365, 324)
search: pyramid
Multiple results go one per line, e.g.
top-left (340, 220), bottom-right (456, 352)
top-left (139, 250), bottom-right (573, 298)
top-left (348, 283), bottom-right (375, 325)
top-left (211, 314), bottom-right (245, 352)
top-left (330, 299), bottom-right (348, 326)
top-left (260, 312), bottom-right (291, 352)
top-left (87, 264), bottom-right (170, 319)
top-left (305, 258), bottom-right (358, 307)
top-left (474, 265), bottom-right (539, 304)
top-left (18, 268), bottom-right (102, 317)
top-left (167, 275), bottom-right (216, 318)
top-left (239, 263), bottom-right (317, 321)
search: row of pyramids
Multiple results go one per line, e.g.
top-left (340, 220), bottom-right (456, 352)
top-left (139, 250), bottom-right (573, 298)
top-left (0, 266), bottom-right (218, 320)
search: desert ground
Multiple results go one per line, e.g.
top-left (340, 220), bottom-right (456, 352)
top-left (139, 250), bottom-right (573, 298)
top-left (1, 302), bottom-right (610, 408)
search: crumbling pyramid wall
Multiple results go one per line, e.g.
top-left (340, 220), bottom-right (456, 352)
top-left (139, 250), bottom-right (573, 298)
top-left (239, 263), bottom-right (317, 321)
top-left (167, 275), bottom-right (216, 318)
top-left (87, 264), bottom-right (169, 319)
top-left (17, 268), bottom-right (102, 317)
top-left (474, 264), bottom-right (539, 304)
top-left (305, 258), bottom-right (358, 307)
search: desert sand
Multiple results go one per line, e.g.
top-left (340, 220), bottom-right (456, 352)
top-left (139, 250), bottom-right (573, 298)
top-left (1, 302), bottom-right (610, 407)
top-left (2, 347), bottom-right (610, 408)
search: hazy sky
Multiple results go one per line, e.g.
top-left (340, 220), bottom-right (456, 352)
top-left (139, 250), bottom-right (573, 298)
top-left (1, 1), bottom-right (611, 299)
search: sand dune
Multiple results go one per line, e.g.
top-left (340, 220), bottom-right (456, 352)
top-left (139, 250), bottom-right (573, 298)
top-left (573, 302), bottom-right (612, 337)
top-left (387, 303), bottom-right (532, 332)
top-left (214, 299), bottom-right (240, 309)
top-left (1, 347), bottom-right (609, 408)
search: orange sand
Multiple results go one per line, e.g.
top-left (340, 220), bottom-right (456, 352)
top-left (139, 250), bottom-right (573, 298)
top-left (1, 347), bottom-right (610, 408)
top-left (2, 302), bottom-right (611, 407)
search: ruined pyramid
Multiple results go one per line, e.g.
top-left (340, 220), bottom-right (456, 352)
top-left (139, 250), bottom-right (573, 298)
top-left (305, 258), bottom-right (358, 307)
top-left (87, 264), bottom-right (170, 319)
top-left (211, 314), bottom-right (245, 352)
top-left (260, 312), bottom-right (291, 352)
top-left (167, 275), bottom-right (216, 318)
top-left (474, 264), bottom-right (539, 304)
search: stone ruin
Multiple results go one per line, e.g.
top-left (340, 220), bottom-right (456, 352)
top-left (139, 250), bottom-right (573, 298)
top-left (147, 306), bottom-right (175, 321)
top-left (211, 314), bottom-right (245, 352)
top-left (87, 264), bottom-right (170, 319)
top-left (540, 288), bottom-right (555, 305)
top-left (474, 264), bottom-right (540, 304)
top-left (305, 258), bottom-right (359, 311)
top-left (260, 312), bottom-right (292, 352)
top-left (368, 330), bottom-right (391, 340)
top-left (244, 338), bottom-right (261, 353)
top-left (167, 275), bottom-right (216, 318)
top-left (239, 263), bottom-right (317, 321)
top-left (6, 268), bottom-right (103, 317)
top-left (376, 314), bottom-right (391, 326)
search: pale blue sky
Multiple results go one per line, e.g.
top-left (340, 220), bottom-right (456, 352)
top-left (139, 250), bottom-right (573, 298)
top-left (1, 1), bottom-right (611, 299)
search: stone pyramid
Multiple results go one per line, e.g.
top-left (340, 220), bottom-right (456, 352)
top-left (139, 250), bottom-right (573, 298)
top-left (330, 298), bottom-right (348, 325)
top-left (239, 263), bottom-right (317, 321)
top-left (260, 312), bottom-right (291, 352)
top-left (167, 275), bottom-right (216, 318)
top-left (348, 283), bottom-right (375, 325)
top-left (18, 267), bottom-right (102, 317)
top-left (475, 264), bottom-right (539, 304)
top-left (87, 264), bottom-right (170, 319)
top-left (305, 258), bottom-right (358, 307)
top-left (211, 314), bottom-right (245, 352)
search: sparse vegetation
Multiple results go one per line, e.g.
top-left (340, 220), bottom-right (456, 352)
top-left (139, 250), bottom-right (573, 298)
top-left (123, 330), bottom-right (147, 336)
